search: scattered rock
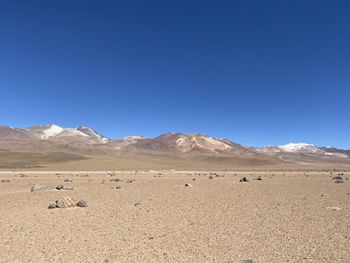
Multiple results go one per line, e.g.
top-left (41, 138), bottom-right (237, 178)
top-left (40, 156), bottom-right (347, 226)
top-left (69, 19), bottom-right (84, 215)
top-left (332, 176), bottom-right (343, 180)
top-left (55, 196), bottom-right (77, 208)
top-left (64, 179), bottom-right (73, 182)
top-left (101, 180), bottom-right (106, 184)
top-left (20, 173), bottom-right (27, 177)
top-left (56, 185), bottom-right (64, 190)
top-left (334, 180), bottom-right (344, 184)
top-left (326, 206), bottom-right (342, 211)
top-left (31, 184), bottom-right (56, 192)
top-left (209, 175), bottom-right (214, 179)
top-left (48, 197), bottom-right (88, 209)
top-left (32, 184), bottom-right (73, 192)
top-left (55, 185), bottom-right (73, 190)
top-left (109, 171), bottom-right (116, 177)
top-left (110, 178), bottom-right (123, 182)
top-left (226, 260), bottom-right (253, 263)
top-left (127, 179), bottom-right (136, 183)
top-left (48, 203), bottom-right (57, 209)
top-left (1, 179), bottom-right (10, 183)
top-left (76, 200), bottom-right (88, 207)
top-left (185, 183), bottom-right (193, 187)
top-left (115, 186), bottom-right (122, 189)
top-left (239, 177), bottom-right (249, 182)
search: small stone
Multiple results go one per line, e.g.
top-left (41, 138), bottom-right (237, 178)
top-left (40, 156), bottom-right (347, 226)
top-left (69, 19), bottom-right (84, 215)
top-left (226, 260), bottom-right (253, 263)
top-left (185, 183), bottom-right (192, 187)
top-left (64, 179), bottom-right (72, 182)
top-left (76, 200), bottom-right (88, 207)
top-left (332, 176), bottom-right (343, 180)
top-left (31, 184), bottom-right (56, 192)
top-left (326, 206), bottom-right (342, 211)
top-left (63, 186), bottom-right (74, 190)
top-left (256, 176), bottom-right (262, 181)
top-left (239, 177), bottom-right (249, 182)
top-left (134, 202), bottom-right (141, 208)
top-left (115, 186), bottom-right (122, 189)
top-left (110, 178), bottom-right (123, 182)
top-left (209, 175), bottom-right (213, 179)
top-left (56, 185), bottom-right (64, 190)
top-left (127, 179), bottom-right (136, 183)
top-left (334, 180), bottom-right (344, 184)
top-left (1, 179), bottom-right (10, 183)
top-left (31, 184), bottom-right (42, 192)
top-left (192, 178), bottom-right (196, 181)
top-left (48, 203), bottom-right (57, 209)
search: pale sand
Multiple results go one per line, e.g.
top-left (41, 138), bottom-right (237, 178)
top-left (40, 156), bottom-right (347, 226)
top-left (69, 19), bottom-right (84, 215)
top-left (0, 171), bottom-right (349, 262)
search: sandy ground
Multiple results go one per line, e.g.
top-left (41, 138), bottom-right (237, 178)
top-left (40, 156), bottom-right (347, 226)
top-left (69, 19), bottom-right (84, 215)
top-left (0, 170), bottom-right (349, 263)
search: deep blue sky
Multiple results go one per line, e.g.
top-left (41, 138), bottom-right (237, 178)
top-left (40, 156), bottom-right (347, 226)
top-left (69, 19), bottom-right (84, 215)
top-left (0, 1), bottom-right (349, 148)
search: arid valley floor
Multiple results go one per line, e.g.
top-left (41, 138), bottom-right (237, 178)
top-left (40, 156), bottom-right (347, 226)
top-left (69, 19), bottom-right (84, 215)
top-left (0, 170), bottom-right (349, 263)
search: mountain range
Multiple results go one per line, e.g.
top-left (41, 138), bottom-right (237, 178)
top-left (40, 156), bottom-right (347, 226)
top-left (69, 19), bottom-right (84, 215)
top-left (0, 124), bottom-right (349, 168)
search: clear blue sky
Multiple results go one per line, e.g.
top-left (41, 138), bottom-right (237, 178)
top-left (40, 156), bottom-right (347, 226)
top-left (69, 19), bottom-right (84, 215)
top-left (0, 1), bottom-right (349, 148)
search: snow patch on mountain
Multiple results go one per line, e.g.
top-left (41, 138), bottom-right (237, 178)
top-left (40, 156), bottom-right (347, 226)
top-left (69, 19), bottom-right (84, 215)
top-left (325, 152), bottom-right (348, 158)
top-left (278, 143), bottom-right (318, 153)
top-left (35, 124), bottom-right (64, 139)
top-left (192, 135), bottom-right (231, 150)
top-left (124, 136), bottom-right (145, 140)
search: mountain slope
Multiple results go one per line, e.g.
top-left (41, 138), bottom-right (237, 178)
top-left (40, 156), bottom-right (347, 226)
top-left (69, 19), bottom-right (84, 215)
top-left (0, 126), bottom-right (33, 139)
top-left (76, 126), bottom-right (110, 143)
top-left (0, 124), bottom-right (349, 167)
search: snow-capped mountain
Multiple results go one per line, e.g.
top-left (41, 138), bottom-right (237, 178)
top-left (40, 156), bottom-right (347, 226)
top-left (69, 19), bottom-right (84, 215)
top-left (278, 143), bottom-right (320, 153)
top-left (27, 124), bottom-right (110, 143)
top-left (257, 143), bottom-right (322, 153)
top-left (0, 124), bottom-right (110, 144)
top-left (255, 142), bottom-right (349, 160)
top-left (123, 135), bottom-right (145, 141)
top-left (28, 124), bottom-right (80, 139)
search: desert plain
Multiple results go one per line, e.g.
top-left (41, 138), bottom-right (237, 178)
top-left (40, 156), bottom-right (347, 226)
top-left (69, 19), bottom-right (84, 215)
top-left (0, 169), bottom-right (349, 263)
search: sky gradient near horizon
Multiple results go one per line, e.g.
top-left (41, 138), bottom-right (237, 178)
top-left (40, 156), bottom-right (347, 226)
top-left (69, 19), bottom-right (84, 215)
top-left (0, 1), bottom-right (349, 148)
